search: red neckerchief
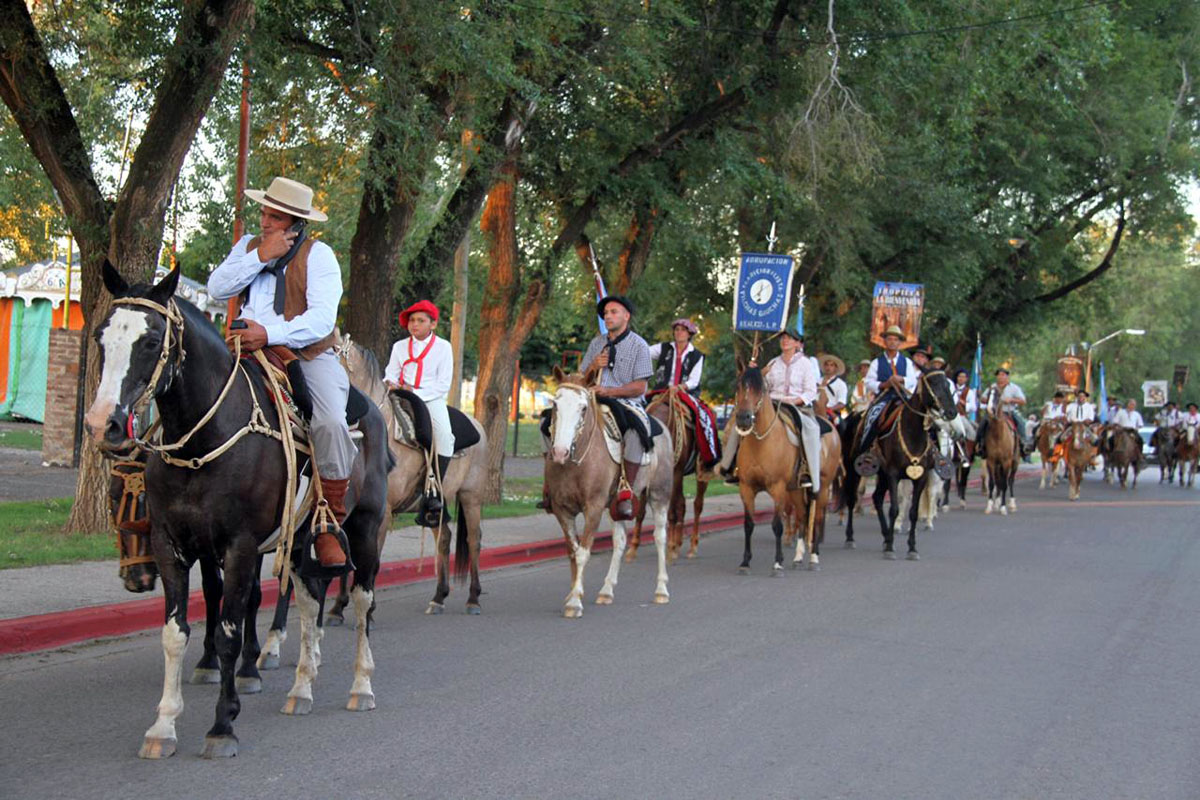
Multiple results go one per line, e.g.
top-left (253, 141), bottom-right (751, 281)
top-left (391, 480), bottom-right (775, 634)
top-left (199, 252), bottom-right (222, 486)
top-left (673, 345), bottom-right (686, 385)
top-left (403, 334), bottom-right (436, 389)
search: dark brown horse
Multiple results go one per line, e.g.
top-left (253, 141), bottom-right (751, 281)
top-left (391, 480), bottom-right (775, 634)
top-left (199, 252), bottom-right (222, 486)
top-left (626, 386), bottom-right (711, 563)
top-left (842, 369), bottom-right (960, 559)
top-left (1152, 425), bottom-right (1179, 484)
top-left (1178, 421), bottom-right (1200, 487)
top-left (1108, 427), bottom-right (1143, 489)
top-left (84, 264), bottom-right (392, 759)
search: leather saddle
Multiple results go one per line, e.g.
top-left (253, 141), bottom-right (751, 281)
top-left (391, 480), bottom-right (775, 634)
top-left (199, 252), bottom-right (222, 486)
top-left (387, 389), bottom-right (481, 455)
top-left (246, 346), bottom-right (370, 432)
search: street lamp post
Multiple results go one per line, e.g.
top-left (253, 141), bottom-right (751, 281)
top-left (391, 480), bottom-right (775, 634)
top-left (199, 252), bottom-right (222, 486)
top-left (1084, 328), bottom-right (1146, 394)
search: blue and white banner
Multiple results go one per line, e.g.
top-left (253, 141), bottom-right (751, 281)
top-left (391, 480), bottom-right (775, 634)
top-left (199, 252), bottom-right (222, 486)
top-left (1098, 362), bottom-right (1109, 423)
top-left (733, 252), bottom-right (796, 332)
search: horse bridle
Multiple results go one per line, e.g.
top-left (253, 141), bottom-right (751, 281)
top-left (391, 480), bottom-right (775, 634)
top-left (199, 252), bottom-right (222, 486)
top-left (550, 383), bottom-right (600, 464)
top-left (111, 296), bottom-right (282, 469)
top-left (734, 382), bottom-right (782, 440)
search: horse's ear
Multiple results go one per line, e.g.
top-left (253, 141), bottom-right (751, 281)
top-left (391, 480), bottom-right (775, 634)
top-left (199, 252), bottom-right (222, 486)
top-left (149, 265), bottom-right (181, 306)
top-left (101, 259), bottom-right (129, 297)
top-left (583, 363), bottom-right (600, 387)
top-left (552, 365), bottom-right (565, 383)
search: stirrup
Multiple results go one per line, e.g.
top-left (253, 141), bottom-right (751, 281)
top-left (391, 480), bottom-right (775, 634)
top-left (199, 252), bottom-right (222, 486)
top-left (414, 494), bottom-right (446, 528)
top-left (299, 523), bottom-right (355, 580)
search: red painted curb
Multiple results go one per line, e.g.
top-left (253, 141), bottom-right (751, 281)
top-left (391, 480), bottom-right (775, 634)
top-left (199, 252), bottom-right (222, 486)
top-left (0, 509), bottom-right (773, 657)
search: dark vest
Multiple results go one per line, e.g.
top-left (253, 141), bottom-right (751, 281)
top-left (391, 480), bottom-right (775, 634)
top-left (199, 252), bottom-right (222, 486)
top-left (246, 236), bottom-right (336, 360)
top-left (653, 343), bottom-right (704, 390)
top-left (875, 353), bottom-right (908, 382)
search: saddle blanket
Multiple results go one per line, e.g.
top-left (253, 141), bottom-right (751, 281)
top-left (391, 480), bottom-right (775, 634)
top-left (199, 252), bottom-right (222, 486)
top-left (388, 390), bottom-right (481, 455)
top-left (647, 389), bottom-right (722, 467)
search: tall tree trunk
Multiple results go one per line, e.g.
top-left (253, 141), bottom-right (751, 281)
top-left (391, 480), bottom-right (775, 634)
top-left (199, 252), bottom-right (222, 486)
top-left (0, 0), bottom-right (255, 533)
top-left (613, 205), bottom-right (661, 294)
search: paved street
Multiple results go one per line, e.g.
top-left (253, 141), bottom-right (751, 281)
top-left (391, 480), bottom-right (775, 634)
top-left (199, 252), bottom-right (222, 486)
top-left (3, 472), bottom-right (1200, 799)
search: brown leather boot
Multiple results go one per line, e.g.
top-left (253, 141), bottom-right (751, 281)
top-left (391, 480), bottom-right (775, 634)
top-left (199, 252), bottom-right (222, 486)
top-left (612, 461), bottom-right (640, 521)
top-left (315, 477), bottom-right (350, 568)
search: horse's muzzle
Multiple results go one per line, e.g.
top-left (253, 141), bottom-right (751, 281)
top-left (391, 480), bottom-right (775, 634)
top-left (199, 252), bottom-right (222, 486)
top-left (550, 446), bottom-right (570, 464)
top-left (736, 411), bottom-right (754, 429)
top-left (85, 409), bottom-right (134, 452)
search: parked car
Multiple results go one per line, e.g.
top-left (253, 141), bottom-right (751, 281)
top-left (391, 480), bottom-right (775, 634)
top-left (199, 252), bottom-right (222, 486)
top-left (715, 402), bottom-right (735, 430)
top-left (1137, 425), bottom-right (1159, 464)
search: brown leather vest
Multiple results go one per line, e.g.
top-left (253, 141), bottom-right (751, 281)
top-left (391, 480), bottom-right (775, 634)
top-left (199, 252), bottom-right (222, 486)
top-left (246, 236), bottom-right (337, 360)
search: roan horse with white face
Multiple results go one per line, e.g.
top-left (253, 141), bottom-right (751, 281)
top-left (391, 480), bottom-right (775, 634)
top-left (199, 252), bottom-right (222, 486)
top-left (542, 367), bottom-right (672, 618)
top-left (83, 264), bottom-right (392, 759)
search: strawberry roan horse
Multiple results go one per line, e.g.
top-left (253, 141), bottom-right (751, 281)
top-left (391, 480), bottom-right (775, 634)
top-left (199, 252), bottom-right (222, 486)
top-left (84, 264), bottom-right (392, 759)
top-left (543, 367), bottom-right (672, 618)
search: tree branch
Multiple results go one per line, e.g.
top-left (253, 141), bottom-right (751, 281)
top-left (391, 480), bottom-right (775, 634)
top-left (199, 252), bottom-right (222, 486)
top-left (1034, 202), bottom-right (1127, 304)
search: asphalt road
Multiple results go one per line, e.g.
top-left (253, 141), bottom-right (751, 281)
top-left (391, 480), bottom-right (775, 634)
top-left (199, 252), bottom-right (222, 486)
top-left (3, 472), bottom-right (1200, 799)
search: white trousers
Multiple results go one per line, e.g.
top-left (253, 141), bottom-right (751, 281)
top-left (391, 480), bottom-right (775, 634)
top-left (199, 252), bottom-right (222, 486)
top-left (424, 396), bottom-right (454, 457)
top-left (718, 410), bottom-right (822, 494)
top-left (296, 350), bottom-right (354, 480)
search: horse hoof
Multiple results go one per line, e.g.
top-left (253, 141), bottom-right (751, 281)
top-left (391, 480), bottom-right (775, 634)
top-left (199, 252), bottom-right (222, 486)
top-left (235, 676), bottom-right (262, 694)
top-left (792, 560), bottom-right (803, 570)
top-left (190, 667), bottom-right (220, 685)
top-left (906, 551), bottom-right (920, 561)
top-left (623, 550), bottom-right (638, 564)
top-left (984, 506), bottom-right (993, 515)
top-left (256, 652), bottom-right (280, 671)
top-left (737, 566), bottom-right (751, 575)
top-left (686, 549), bottom-right (698, 559)
top-left (772, 564), bottom-right (784, 575)
top-left (844, 541), bottom-right (856, 550)
top-left (654, 592), bottom-right (670, 604)
top-left (959, 500), bottom-right (966, 509)
top-left (200, 735), bottom-right (238, 759)
top-left (563, 606), bottom-right (583, 619)
top-left (883, 551), bottom-right (897, 561)
top-left (326, 614), bottom-right (344, 628)
top-left (346, 693), bottom-right (376, 712)
top-left (138, 736), bottom-right (177, 760)
top-left (280, 696), bottom-right (313, 716)
top-left (595, 593), bottom-right (614, 605)
top-left (425, 601), bottom-right (445, 616)
top-left (808, 561), bottom-right (821, 572)
top-left (1000, 506), bottom-right (1008, 516)
top-left (465, 604), bottom-right (482, 616)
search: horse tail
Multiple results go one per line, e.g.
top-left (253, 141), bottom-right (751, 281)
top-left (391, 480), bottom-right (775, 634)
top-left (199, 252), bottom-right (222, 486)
top-left (453, 499), bottom-right (469, 584)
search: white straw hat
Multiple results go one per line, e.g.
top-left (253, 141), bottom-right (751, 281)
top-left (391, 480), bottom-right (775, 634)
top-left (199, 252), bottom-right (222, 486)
top-left (244, 176), bottom-right (328, 222)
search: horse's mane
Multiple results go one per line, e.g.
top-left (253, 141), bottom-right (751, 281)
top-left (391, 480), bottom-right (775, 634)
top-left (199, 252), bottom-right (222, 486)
top-left (173, 297), bottom-right (230, 355)
top-left (738, 365), bottom-right (765, 393)
top-left (353, 341), bottom-right (385, 385)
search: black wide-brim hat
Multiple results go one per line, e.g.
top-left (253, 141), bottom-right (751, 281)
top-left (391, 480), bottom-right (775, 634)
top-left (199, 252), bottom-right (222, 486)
top-left (597, 294), bottom-right (635, 317)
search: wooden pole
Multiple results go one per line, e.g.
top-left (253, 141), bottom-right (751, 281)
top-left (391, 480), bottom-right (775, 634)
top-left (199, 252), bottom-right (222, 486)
top-left (228, 61), bottom-right (251, 324)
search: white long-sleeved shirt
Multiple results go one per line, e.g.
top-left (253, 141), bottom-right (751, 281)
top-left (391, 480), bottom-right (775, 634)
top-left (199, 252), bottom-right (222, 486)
top-left (1065, 401), bottom-right (1096, 422)
top-left (953, 385), bottom-right (978, 415)
top-left (764, 353), bottom-right (818, 404)
top-left (864, 353), bottom-right (918, 396)
top-left (384, 334), bottom-right (453, 402)
top-left (821, 376), bottom-right (848, 408)
top-left (1042, 402), bottom-right (1066, 420)
top-left (1112, 408), bottom-right (1144, 429)
top-left (648, 342), bottom-right (703, 391)
top-left (207, 234), bottom-right (341, 349)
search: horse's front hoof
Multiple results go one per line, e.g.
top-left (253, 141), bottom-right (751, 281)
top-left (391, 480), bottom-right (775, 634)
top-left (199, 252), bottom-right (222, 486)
top-left (465, 604), bottom-right (482, 616)
top-left (326, 614), bottom-right (344, 628)
top-left (280, 696), bottom-right (313, 716)
top-left (256, 651), bottom-right (280, 671)
top-left (346, 693), bottom-right (376, 712)
top-left (844, 540), bottom-right (856, 550)
top-left (772, 563), bottom-right (784, 575)
top-left (808, 561), bottom-right (821, 572)
top-left (138, 736), bottom-right (177, 760)
top-left (883, 551), bottom-right (897, 561)
top-left (623, 549), bottom-right (638, 563)
top-left (737, 565), bottom-right (751, 575)
top-left (654, 592), bottom-right (670, 604)
top-left (792, 560), bottom-right (803, 570)
top-left (425, 601), bottom-right (445, 616)
top-left (1000, 506), bottom-right (1008, 516)
top-left (563, 606), bottom-right (583, 619)
top-left (190, 667), bottom-right (219, 685)
top-left (906, 551), bottom-right (920, 561)
top-left (200, 735), bottom-right (238, 759)
top-left (595, 593), bottom-right (614, 605)
top-left (959, 500), bottom-right (967, 509)
top-left (235, 675), bottom-right (262, 694)
top-left (686, 548), bottom-right (698, 559)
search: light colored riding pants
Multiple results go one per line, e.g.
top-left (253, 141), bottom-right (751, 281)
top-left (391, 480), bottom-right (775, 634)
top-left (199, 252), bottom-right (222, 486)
top-left (425, 396), bottom-right (454, 457)
top-left (296, 350), bottom-right (355, 481)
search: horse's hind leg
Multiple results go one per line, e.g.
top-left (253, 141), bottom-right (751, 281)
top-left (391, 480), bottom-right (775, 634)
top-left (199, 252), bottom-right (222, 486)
top-left (463, 498), bottom-right (484, 613)
top-left (190, 558), bottom-right (223, 684)
top-left (688, 478), bottom-right (708, 558)
top-left (235, 568), bottom-right (263, 694)
top-left (346, 511), bottom-right (381, 712)
top-left (739, 489), bottom-right (756, 573)
top-left (906, 479), bottom-right (922, 560)
top-left (257, 581), bottom-right (291, 671)
top-left (625, 501), bottom-right (647, 563)
top-left (426, 519), bottom-right (452, 615)
top-left (873, 477), bottom-right (896, 557)
top-left (140, 555), bottom-right (192, 760)
top-left (282, 575), bottom-right (324, 716)
top-left (1007, 465), bottom-right (1018, 512)
top-left (771, 511), bottom-right (785, 574)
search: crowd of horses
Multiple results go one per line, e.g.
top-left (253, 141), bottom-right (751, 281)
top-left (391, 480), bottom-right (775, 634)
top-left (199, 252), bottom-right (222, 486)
top-left (81, 267), bottom-right (1196, 760)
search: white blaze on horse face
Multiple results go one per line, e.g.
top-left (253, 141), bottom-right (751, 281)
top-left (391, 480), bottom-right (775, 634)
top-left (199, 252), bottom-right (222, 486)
top-left (550, 388), bottom-right (588, 464)
top-left (86, 308), bottom-right (150, 435)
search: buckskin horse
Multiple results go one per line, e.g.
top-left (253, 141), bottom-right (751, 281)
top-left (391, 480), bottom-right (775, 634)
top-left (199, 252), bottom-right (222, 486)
top-left (543, 367), bottom-right (672, 618)
top-left (728, 364), bottom-right (813, 573)
top-left (1178, 421), bottom-right (1200, 487)
top-left (842, 368), bottom-right (960, 559)
top-left (84, 264), bottom-right (392, 759)
top-left (980, 386), bottom-right (1019, 515)
top-left (626, 386), bottom-right (711, 563)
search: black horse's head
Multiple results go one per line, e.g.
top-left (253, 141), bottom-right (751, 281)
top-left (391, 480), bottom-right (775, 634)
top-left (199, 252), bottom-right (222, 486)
top-left (734, 364), bottom-right (767, 430)
top-left (83, 261), bottom-right (181, 451)
top-left (920, 368), bottom-right (960, 423)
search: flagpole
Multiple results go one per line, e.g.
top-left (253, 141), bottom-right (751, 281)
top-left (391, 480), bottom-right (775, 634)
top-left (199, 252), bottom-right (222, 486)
top-left (588, 242), bottom-right (606, 336)
top-left (750, 222), bottom-right (779, 364)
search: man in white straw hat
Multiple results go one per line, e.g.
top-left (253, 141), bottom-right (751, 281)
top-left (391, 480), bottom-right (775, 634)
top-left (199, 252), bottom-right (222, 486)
top-left (208, 176), bottom-right (352, 569)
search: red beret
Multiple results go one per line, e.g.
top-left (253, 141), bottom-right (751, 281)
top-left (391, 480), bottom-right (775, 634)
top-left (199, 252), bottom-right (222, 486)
top-left (399, 300), bottom-right (439, 328)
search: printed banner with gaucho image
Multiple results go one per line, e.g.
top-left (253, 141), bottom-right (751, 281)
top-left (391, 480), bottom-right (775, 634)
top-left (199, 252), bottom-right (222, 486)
top-left (869, 282), bottom-right (924, 349)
